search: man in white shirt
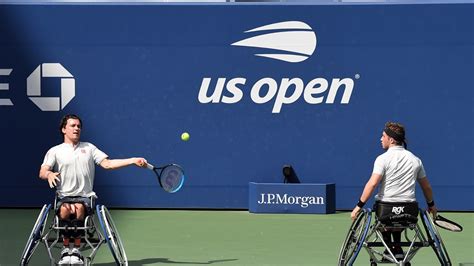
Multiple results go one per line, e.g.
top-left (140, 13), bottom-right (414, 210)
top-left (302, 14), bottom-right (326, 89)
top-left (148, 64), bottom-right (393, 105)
top-left (39, 114), bottom-right (148, 265)
top-left (350, 122), bottom-right (437, 259)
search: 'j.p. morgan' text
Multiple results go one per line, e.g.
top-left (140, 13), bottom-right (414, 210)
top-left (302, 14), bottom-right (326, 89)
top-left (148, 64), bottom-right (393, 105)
top-left (257, 193), bottom-right (324, 208)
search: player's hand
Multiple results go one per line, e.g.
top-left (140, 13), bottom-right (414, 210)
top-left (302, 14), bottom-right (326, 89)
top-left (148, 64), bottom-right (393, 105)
top-left (351, 206), bottom-right (361, 220)
top-left (47, 172), bottom-right (60, 188)
top-left (428, 205), bottom-right (438, 219)
top-left (133, 157), bottom-right (148, 168)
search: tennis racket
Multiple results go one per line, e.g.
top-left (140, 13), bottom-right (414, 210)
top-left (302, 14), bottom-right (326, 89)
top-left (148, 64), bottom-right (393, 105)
top-left (433, 214), bottom-right (463, 232)
top-left (146, 163), bottom-right (185, 193)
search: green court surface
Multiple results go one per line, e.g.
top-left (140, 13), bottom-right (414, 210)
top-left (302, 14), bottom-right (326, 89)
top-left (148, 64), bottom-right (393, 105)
top-left (1, 209), bottom-right (473, 265)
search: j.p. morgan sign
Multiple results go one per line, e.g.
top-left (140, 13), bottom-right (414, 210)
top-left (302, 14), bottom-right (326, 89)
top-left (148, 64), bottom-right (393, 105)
top-left (248, 183), bottom-right (335, 214)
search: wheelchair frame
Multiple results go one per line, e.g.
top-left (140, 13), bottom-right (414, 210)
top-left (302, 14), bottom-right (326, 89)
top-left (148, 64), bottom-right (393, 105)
top-left (338, 208), bottom-right (451, 266)
top-left (20, 197), bottom-right (128, 266)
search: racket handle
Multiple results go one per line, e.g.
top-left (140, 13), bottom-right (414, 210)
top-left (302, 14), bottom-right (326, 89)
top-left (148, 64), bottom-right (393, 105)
top-left (146, 163), bottom-right (155, 170)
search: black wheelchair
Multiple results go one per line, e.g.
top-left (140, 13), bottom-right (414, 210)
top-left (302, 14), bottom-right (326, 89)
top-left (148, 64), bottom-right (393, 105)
top-left (20, 195), bottom-right (128, 265)
top-left (338, 202), bottom-right (451, 266)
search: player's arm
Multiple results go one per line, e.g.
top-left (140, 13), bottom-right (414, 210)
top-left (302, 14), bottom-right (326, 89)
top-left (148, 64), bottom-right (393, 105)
top-left (99, 157), bottom-right (147, 170)
top-left (351, 173), bottom-right (382, 220)
top-left (418, 177), bottom-right (437, 217)
top-left (39, 165), bottom-right (60, 188)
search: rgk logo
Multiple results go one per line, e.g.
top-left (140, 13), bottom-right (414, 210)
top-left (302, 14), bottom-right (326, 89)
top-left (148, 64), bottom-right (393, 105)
top-left (392, 206), bottom-right (405, 215)
top-left (1, 63), bottom-right (75, 111)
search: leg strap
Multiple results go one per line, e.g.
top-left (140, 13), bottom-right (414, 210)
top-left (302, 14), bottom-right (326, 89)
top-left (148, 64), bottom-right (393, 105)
top-left (59, 219), bottom-right (72, 238)
top-left (71, 219), bottom-right (85, 238)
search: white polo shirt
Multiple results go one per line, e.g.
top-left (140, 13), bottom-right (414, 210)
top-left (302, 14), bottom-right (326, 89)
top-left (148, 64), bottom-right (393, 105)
top-left (42, 142), bottom-right (108, 198)
top-left (373, 146), bottom-right (426, 202)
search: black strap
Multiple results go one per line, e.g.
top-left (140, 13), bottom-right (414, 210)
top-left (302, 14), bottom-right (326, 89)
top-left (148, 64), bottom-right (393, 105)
top-left (427, 200), bottom-right (435, 207)
top-left (384, 127), bottom-right (407, 148)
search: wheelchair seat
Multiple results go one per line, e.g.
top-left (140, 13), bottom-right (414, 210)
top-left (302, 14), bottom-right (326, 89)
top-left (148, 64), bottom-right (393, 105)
top-left (378, 214), bottom-right (418, 226)
top-left (375, 201), bottom-right (419, 227)
top-left (20, 194), bottom-right (128, 266)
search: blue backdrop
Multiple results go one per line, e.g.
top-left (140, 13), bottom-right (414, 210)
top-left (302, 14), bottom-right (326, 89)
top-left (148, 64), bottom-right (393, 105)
top-left (0, 3), bottom-right (472, 210)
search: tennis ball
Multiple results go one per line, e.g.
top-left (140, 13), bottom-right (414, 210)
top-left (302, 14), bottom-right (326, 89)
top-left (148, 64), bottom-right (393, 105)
top-left (181, 132), bottom-right (190, 141)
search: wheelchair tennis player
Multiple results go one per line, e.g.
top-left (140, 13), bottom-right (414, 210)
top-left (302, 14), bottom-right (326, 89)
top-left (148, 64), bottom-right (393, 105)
top-left (350, 122), bottom-right (438, 262)
top-left (38, 114), bottom-right (148, 264)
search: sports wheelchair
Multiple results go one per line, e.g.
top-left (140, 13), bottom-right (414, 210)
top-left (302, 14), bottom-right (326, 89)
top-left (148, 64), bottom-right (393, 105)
top-left (338, 202), bottom-right (451, 266)
top-left (20, 195), bottom-right (128, 265)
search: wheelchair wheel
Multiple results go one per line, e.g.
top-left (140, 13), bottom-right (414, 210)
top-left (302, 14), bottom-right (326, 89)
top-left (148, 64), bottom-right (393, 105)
top-left (97, 205), bottom-right (128, 265)
top-left (338, 208), bottom-right (372, 266)
top-left (20, 204), bottom-right (51, 265)
top-left (421, 210), bottom-right (451, 265)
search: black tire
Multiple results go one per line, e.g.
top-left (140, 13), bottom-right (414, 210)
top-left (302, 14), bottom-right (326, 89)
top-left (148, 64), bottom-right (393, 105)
top-left (20, 204), bottom-right (51, 265)
top-left (97, 205), bottom-right (128, 265)
top-left (338, 209), bottom-right (371, 266)
top-left (421, 210), bottom-right (451, 265)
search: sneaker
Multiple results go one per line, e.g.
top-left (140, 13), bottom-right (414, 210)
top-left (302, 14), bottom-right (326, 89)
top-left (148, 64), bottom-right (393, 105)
top-left (69, 247), bottom-right (84, 265)
top-left (57, 247), bottom-right (71, 265)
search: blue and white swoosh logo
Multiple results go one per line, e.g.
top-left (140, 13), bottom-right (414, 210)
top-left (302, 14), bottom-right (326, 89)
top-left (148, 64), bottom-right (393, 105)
top-left (231, 21), bottom-right (317, 63)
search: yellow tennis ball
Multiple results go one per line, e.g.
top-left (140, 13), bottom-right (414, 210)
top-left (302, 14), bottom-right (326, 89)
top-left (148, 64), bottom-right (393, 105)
top-left (181, 132), bottom-right (190, 141)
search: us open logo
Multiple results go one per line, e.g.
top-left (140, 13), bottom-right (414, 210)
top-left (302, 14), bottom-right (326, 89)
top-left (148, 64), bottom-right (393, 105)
top-left (198, 20), bottom-right (358, 113)
top-left (231, 21), bottom-right (317, 63)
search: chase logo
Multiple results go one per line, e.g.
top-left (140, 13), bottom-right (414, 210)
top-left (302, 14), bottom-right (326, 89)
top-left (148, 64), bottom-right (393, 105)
top-left (231, 21), bottom-right (317, 63)
top-left (1, 63), bottom-right (75, 111)
top-left (27, 63), bottom-right (75, 111)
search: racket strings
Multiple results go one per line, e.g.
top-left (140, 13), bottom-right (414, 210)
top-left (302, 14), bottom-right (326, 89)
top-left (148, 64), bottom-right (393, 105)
top-left (434, 220), bottom-right (462, 232)
top-left (160, 166), bottom-right (185, 193)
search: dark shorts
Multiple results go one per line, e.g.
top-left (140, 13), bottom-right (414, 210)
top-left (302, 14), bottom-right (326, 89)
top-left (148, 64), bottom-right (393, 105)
top-left (56, 196), bottom-right (94, 215)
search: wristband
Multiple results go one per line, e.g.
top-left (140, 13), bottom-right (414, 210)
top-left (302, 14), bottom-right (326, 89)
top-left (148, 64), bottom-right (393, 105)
top-left (427, 200), bottom-right (435, 208)
top-left (357, 200), bottom-right (366, 208)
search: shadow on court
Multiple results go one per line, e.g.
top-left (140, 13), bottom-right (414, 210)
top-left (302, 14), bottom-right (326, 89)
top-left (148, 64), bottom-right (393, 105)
top-left (94, 258), bottom-right (238, 265)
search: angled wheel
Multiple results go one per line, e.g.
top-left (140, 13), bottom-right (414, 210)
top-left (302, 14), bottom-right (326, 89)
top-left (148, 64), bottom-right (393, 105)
top-left (20, 204), bottom-right (51, 265)
top-left (97, 205), bottom-right (128, 265)
top-left (421, 210), bottom-right (451, 265)
top-left (338, 208), bottom-right (372, 266)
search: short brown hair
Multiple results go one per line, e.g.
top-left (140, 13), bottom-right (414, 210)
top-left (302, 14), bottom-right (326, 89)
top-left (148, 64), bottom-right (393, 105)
top-left (59, 114), bottom-right (82, 135)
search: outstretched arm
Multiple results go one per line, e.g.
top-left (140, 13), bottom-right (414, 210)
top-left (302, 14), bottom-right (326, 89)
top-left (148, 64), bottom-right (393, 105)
top-left (100, 157), bottom-right (147, 170)
top-left (351, 173), bottom-right (382, 220)
top-left (418, 177), bottom-right (437, 217)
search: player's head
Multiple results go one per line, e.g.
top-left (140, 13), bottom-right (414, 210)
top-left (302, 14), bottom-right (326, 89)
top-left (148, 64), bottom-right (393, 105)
top-left (60, 114), bottom-right (82, 142)
top-left (381, 122), bottom-right (406, 149)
